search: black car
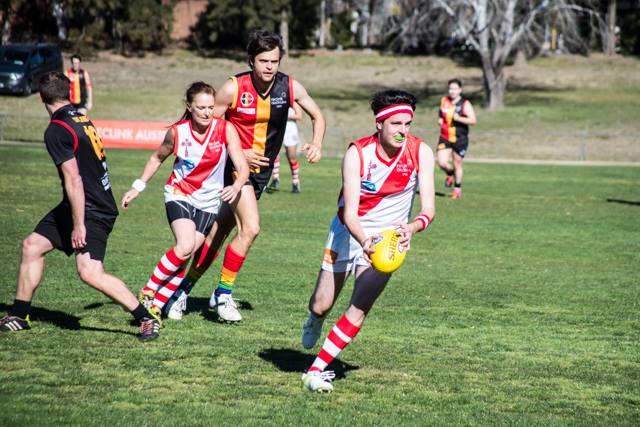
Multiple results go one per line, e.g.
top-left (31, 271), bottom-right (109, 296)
top-left (0, 43), bottom-right (63, 96)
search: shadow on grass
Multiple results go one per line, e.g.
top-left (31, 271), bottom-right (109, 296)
top-left (0, 303), bottom-right (136, 336)
top-left (607, 198), bottom-right (640, 206)
top-left (258, 348), bottom-right (359, 380)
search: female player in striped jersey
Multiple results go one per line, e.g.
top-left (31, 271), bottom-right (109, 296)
top-left (300, 90), bottom-right (436, 392)
top-left (120, 82), bottom-right (249, 321)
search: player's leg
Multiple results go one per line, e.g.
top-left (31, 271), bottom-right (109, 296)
top-left (266, 156), bottom-right (280, 192)
top-left (302, 269), bottom-right (348, 349)
top-left (0, 233), bottom-right (54, 331)
top-left (75, 253), bottom-right (161, 341)
top-left (139, 202), bottom-right (197, 307)
top-left (437, 144), bottom-right (455, 188)
top-left (452, 150), bottom-right (464, 199)
top-left (147, 217), bottom-right (198, 312)
top-left (210, 185), bottom-right (260, 321)
top-left (285, 145), bottom-right (300, 193)
top-left (303, 266), bottom-right (391, 392)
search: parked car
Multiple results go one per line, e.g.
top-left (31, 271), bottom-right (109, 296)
top-left (0, 43), bottom-right (63, 96)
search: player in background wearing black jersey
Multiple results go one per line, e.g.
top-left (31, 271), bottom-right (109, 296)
top-left (0, 72), bottom-right (161, 342)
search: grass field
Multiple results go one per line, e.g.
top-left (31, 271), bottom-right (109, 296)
top-left (1, 50), bottom-right (640, 161)
top-left (0, 145), bottom-right (639, 426)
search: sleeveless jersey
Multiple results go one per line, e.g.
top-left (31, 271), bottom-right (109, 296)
top-left (225, 71), bottom-right (293, 174)
top-left (337, 133), bottom-right (422, 234)
top-left (65, 68), bottom-right (91, 106)
top-left (439, 96), bottom-right (470, 143)
top-left (44, 105), bottom-right (117, 219)
top-left (165, 119), bottom-right (228, 213)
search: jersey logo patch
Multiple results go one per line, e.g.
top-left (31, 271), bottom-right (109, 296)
top-left (240, 92), bottom-right (254, 107)
top-left (208, 140), bottom-right (223, 152)
top-left (361, 180), bottom-right (377, 192)
top-left (238, 107), bottom-right (256, 115)
top-left (183, 159), bottom-right (196, 171)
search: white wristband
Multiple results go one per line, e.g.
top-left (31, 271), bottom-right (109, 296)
top-left (132, 179), bottom-right (147, 192)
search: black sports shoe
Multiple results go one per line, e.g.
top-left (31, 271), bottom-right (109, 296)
top-left (138, 317), bottom-right (160, 342)
top-left (292, 183), bottom-right (300, 193)
top-left (0, 314), bottom-right (31, 331)
top-left (265, 178), bottom-right (280, 193)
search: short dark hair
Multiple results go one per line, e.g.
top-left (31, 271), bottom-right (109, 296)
top-left (370, 89), bottom-right (417, 116)
top-left (246, 30), bottom-right (284, 67)
top-left (448, 78), bottom-right (462, 87)
top-left (39, 71), bottom-right (70, 104)
top-left (71, 54), bottom-right (82, 62)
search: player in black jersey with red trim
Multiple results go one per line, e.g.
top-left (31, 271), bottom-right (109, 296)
top-left (0, 72), bottom-right (161, 341)
top-left (165, 30), bottom-right (326, 322)
top-left (436, 79), bottom-right (477, 199)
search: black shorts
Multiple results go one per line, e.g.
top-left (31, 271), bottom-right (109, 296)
top-left (165, 201), bottom-right (216, 235)
top-left (437, 136), bottom-right (469, 158)
top-left (224, 164), bottom-right (271, 201)
top-left (34, 203), bottom-right (115, 261)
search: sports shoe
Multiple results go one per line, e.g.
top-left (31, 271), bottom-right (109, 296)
top-left (211, 293), bottom-right (242, 322)
top-left (292, 182), bottom-right (300, 193)
top-left (167, 291), bottom-right (188, 321)
top-left (302, 370), bottom-right (335, 393)
top-left (148, 305), bottom-right (164, 328)
top-left (265, 178), bottom-right (280, 193)
top-left (138, 317), bottom-right (160, 342)
top-left (452, 187), bottom-right (462, 199)
top-left (445, 175), bottom-right (454, 188)
top-left (0, 314), bottom-right (31, 332)
top-left (302, 313), bottom-right (325, 349)
top-left (138, 289), bottom-right (154, 309)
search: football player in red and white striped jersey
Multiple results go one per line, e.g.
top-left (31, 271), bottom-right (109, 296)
top-left (301, 90), bottom-right (436, 392)
top-left (121, 82), bottom-right (249, 321)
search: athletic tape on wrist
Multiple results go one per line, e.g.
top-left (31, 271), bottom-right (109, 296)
top-left (414, 214), bottom-right (432, 232)
top-left (132, 179), bottom-right (147, 192)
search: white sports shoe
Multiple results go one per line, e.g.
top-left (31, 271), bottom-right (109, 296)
top-left (167, 292), bottom-right (188, 320)
top-left (302, 370), bottom-right (335, 393)
top-left (212, 293), bottom-right (242, 322)
top-left (302, 313), bottom-right (325, 349)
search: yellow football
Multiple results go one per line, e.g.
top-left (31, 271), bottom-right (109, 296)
top-left (369, 229), bottom-right (407, 274)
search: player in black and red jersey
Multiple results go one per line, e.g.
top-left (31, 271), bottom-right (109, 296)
top-left (165, 30), bottom-right (325, 322)
top-left (0, 72), bottom-right (161, 341)
top-left (436, 79), bottom-right (477, 199)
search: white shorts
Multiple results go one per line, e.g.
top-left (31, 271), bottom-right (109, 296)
top-left (321, 216), bottom-right (370, 273)
top-left (283, 121), bottom-right (301, 148)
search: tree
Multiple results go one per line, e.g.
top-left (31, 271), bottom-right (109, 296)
top-left (386, 0), bottom-right (597, 110)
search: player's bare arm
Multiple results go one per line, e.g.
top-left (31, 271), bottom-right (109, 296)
top-left (454, 101), bottom-right (477, 125)
top-left (221, 122), bottom-right (250, 203)
top-left (396, 143), bottom-right (436, 248)
top-left (289, 102), bottom-right (303, 121)
top-left (60, 158), bottom-right (86, 249)
top-left (213, 79), bottom-right (234, 118)
top-left (121, 128), bottom-right (175, 208)
top-left (341, 146), bottom-right (376, 262)
top-left (293, 79), bottom-right (325, 163)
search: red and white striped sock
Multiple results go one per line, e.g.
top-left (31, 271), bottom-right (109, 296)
top-left (308, 314), bottom-right (361, 373)
top-left (272, 156), bottom-right (280, 181)
top-left (290, 159), bottom-right (299, 185)
top-left (141, 248), bottom-right (188, 297)
top-left (152, 268), bottom-right (186, 309)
